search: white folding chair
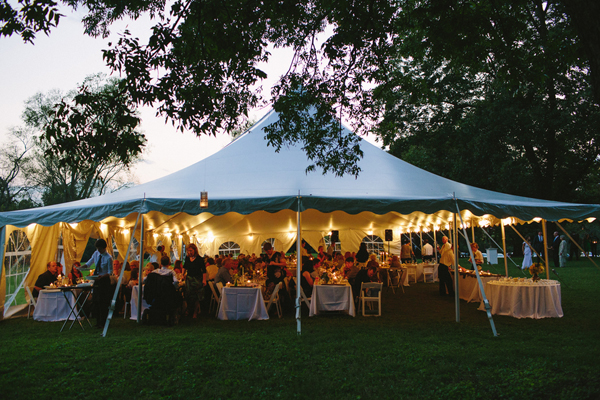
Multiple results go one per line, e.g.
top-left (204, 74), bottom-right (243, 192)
top-left (123, 300), bottom-right (130, 319)
top-left (264, 282), bottom-right (282, 318)
top-left (422, 264), bottom-right (434, 283)
top-left (208, 281), bottom-right (221, 315)
top-left (406, 265), bottom-right (417, 283)
top-left (293, 277), bottom-right (311, 309)
top-left (359, 282), bottom-right (383, 316)
top-left (25, 286), bottom-right (36, 319)
top-left (216, 282), bottom-right (223, 294)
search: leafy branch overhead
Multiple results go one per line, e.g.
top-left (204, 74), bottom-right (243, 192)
top-left (42, 78), bottom-right (146, 175)
top-left (3, 0), bottom-right (600, 201)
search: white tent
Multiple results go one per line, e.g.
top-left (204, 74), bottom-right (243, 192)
top-left (1, 109), bottom-right (599, 319)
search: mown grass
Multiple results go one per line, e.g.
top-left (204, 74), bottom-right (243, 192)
top-left (1, 259), bottom-right (599, 399)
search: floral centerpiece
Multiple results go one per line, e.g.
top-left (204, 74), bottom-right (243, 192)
top-left (528, 262), bottom-right (545, 281)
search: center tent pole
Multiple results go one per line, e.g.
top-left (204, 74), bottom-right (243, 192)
top-left (296, 191), bottom-right (302, 335)
top-left (455, 201), bottom-right (498, 336)
top-left (453, 212), bottom-right (459, 322)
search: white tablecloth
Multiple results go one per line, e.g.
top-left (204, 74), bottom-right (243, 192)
top-left (218, 287), bottom-right (269, 321)
top-left (130, 285), bottom-right (150, 320)
top-left (309, 284), bottom-right (356, 317)
top-left (456, 273), bottom-right (500, 303)
top-left (33, 290), bottom-right (76, 322)
top-left (479, 279), bottom-right (563, 319)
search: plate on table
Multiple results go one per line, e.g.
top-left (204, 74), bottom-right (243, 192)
top-left (77, 282), bottom-right (93, 288)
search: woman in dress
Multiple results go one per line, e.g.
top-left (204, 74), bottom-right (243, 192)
top-left (183, 243), bottom-right (207, 318)
top-left (522, 235), bottom-right (533, 270)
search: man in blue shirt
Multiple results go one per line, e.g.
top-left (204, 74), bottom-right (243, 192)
top-left (80, 239), bottom-right (113, 328)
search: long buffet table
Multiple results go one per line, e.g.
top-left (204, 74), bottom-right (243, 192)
top-left (479, 279), bottom-right (563, 319)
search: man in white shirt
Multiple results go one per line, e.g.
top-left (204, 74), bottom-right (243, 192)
top-left (151, 256), bottom-right (179, 287)
top-left (421, 239), bottom-right (434, 262)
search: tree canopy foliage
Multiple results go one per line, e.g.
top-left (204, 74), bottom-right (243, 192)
top-left (0, 74), bottom-right (144, 209)
top-left (375, 1), bottom-right (600, 203)
top-left (2, 0), bottom-right (599, 201)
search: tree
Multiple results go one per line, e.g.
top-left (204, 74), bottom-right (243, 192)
top-left (2, 0), bottom-right (600, 188)
top-left (374, 0), bottom-right (600, 203)
top-left (21, 73), bottom-right (146, 205)
top-left (0, 127), bottom-right (37, 211)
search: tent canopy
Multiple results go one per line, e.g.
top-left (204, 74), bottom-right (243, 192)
top-left (2, 108), bottom-right (600, 318)
top-left (1, 108), bottom-right (599, 233)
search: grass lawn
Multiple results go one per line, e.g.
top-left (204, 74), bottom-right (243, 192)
top-left (1, 259), bottom-right (599, 399)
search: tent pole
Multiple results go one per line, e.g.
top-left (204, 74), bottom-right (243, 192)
top-left (419, 231), bottom-right (423, 262)
top-left (542, 220), bottom-right (551, 279)
top-left (137, 213), bottom-right (145, 323)
top-left (555, 222), bottom-right (600, 270)
top-left (103, 212), bottom-right (141, 337)
top-left (453, 212), bottom-right (459, 322)
top-left (471, 220), bottom-right (475, 243)
top-left (455, 202), bottom-right (498, 336)
top-left (433, 228), bottom-right (438, 261)
top-left (296, 191), bottom-right (302, 335)
top-left (500, 220), bottom-right (509, 277)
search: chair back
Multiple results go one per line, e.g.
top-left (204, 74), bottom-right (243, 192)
top-left (265, 282), bottom-right (281, 311)
top-left (361, 282), bottom-right (383, 298)
top-left (209, 281), bottom-right (220, 299)
top-left (25, 285), bottom-right (37, 307)
top-left (215, 282), bottom-right (223, 294)
top-left (25, 286), bottom-right (37, 319)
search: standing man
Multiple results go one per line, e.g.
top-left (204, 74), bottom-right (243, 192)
top-left (437, 236), bottom-right (455, 296)
top-left (421, 239), bottom-right (434, 262)
top-left (532, 231), bottom-right (544, 260)
top-left (80, 239), bottom-right (113, 328)
top-left (551, 231), bottom-right (561, 269)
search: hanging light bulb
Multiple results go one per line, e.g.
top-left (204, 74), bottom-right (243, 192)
top-left (200, 191), bottom-right (208, 208)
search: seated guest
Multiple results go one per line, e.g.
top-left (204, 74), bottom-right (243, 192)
top-left (390, 255), bottom-right (402, 269)
top-left (343, 257), bottom-right (359, 280)
top-left (151, 256), bottom-right (179, 286)
top-left (215, 259), bottom-right (233, 286)
top-left (126, 268), bottom-right (139, 288)
top-left (300, 257), bottom-right (315, 298)
top-left (33, 261), bottom-right (60, 297)
top-left (205, 258), bottom-right (218, 281)
top-left (122, 262), bottom-right (131, 285)
top-left (143, 262), bottom-right (155, 278)
top-left (69, 261), bottom-right (84, 284)
top-left (111, 260), bottom-right (122, 284)
top-left (173, 260), bottom-right (183, 275)
top-left (367, 254), bottom-right (379, 270)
